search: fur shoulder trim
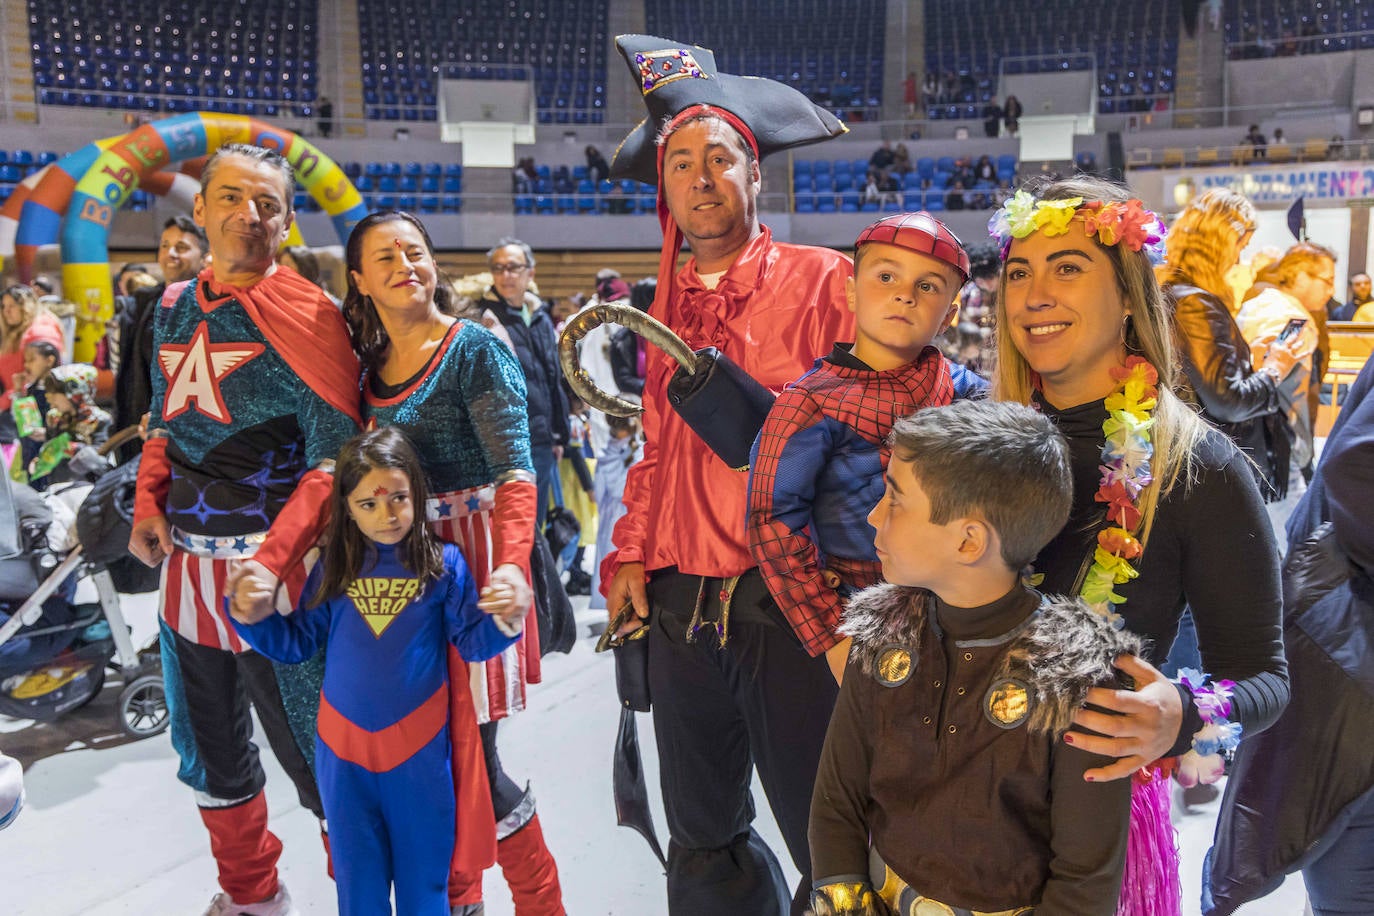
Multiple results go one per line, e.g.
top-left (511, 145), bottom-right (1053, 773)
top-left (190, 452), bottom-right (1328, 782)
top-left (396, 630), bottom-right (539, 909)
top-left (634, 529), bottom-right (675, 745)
top-left (1004, 595), bottom-right (1145, 736)
top-left (838, 583), bottom-right (931, 678)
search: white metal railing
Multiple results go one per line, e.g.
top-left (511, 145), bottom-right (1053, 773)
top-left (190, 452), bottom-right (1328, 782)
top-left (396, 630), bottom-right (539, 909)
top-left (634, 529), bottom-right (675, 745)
top-left (1225, 27), bottom-right (1374, 60)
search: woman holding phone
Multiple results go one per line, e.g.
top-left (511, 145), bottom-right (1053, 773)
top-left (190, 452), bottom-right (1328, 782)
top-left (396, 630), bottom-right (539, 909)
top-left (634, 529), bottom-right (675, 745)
top-left (1160, 188), bottom-right (1305, 499)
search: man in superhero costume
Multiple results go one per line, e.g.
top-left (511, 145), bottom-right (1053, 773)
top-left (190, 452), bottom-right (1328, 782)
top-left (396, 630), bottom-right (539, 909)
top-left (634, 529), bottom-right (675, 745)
top-left (599, 35), bottom-right (854, 916)
top-left (129, 143), bottom-right (361, 916)
top-left (747, 213), bottom-right (985, 680)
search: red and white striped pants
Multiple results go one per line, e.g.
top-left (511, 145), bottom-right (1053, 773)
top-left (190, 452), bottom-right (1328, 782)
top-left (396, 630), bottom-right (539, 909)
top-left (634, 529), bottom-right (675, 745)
top-left (160, 532), bottom-right (311, 653)
top-left (428, 485), bottom-right (540, 723)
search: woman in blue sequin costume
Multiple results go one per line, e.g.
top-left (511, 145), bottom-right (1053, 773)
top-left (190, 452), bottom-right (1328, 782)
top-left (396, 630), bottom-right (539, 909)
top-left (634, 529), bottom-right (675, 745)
top-left (342, 210), bottom-right (565, 915)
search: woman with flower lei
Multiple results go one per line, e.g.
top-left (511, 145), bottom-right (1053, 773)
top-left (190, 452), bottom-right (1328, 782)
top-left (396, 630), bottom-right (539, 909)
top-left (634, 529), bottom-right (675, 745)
top-left (990, 176), bottom-right (1289, 916)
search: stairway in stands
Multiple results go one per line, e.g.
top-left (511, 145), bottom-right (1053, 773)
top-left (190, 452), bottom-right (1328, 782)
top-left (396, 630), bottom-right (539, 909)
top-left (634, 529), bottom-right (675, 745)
top-left (0, 1), bottom-right (38, 124)
top-left (319, 0), bottom-right (367, 137)
top-left (1172, 13), bottom-right (1226, 128)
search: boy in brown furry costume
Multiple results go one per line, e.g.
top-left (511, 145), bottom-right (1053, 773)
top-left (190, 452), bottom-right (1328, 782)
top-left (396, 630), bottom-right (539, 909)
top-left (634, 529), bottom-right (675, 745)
top-left (808, 400), bottom-right (1142, 915)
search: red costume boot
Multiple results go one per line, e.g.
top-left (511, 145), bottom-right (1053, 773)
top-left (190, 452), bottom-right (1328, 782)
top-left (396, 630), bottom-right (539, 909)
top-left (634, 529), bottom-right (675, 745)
top-left (198, 791), bottom-right (282, 905)
top-left (496, 812), bottom-right (565, 916)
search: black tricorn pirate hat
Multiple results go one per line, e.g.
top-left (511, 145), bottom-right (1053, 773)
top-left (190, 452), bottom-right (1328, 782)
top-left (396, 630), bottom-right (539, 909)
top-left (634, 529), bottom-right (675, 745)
top-left (610, 34), bottom-right (848, 185)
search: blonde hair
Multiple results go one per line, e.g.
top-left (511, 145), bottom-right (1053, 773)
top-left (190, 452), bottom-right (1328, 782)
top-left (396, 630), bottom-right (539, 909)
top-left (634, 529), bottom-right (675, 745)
top-left (993, 175), bottom-right (1208, 545)
top-left (124, 271), bottom-right (162, 294)
top-left (1160, 187), bottom-right (1256, 311)
top-left (1, 284), bottom-right (39, 353)
top-left (1257, 241), bottom-right (1337, 289)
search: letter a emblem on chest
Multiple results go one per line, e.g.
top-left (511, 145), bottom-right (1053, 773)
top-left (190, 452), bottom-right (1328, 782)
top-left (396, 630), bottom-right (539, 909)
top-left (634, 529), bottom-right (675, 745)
top-left (347, 578), bottom-right (423, 637)
top-left (159, 321), bottom-right (265, 422)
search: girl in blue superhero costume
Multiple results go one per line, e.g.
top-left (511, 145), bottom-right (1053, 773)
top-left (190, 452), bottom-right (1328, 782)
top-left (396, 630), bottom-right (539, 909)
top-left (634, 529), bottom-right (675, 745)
top-left (230, 427), bottom-right (525, 916)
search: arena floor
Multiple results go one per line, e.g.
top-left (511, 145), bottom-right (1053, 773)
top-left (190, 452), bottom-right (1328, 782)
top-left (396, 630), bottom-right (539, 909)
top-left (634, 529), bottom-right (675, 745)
top-left (2, 551), bottom-right (1312, 916)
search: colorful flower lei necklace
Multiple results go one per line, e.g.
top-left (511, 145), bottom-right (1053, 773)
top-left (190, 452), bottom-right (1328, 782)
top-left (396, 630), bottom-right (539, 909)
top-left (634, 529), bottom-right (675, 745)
top-left (1078, 356), bottom-right (1240, 785)
top-left (988, 190), bottom-right (1169, 265)
top-left (1080, 355), bottom-right (1157, 628)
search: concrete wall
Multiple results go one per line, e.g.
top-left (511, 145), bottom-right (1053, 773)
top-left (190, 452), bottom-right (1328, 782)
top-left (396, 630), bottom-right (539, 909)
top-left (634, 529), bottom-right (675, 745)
top-left (1228, 52), bottom-right (1355, 116)
top-left (1002, 71), bottom-right (1096, 117)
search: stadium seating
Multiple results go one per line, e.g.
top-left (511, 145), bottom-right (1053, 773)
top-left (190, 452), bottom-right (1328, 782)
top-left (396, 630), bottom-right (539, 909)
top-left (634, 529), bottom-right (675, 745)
top-left (28, 0), bottom-right (319, 115)
top-left (340, 161), bottom-right (462, 213)
top-left (0, 151), bottom-right (59, 188)
top-left (792, 150), bottom-right (1017, 212)
top-left (1224, 0), bottom-right (1373, 55)
top-left (356, 0), bottom-right (608, 123)
top-left (923, 0), bottom-right (1179, 117)
top-left (646, 0), bottom-right (886, 120)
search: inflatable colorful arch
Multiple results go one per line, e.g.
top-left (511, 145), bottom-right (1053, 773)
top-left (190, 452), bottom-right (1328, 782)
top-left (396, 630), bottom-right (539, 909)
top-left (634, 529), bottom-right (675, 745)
top-left (0, 113), bottom-right (366, 361)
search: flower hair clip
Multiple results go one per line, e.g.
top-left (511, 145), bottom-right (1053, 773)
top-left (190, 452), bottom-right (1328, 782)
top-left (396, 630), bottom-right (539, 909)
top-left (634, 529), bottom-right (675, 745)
top-left (989, 191), bottom-right (1168, 266)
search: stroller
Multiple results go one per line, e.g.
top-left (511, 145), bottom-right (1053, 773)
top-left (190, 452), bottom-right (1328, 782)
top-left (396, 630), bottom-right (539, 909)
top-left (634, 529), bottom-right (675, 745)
top-left (0, 428), bottom-right (167, 739)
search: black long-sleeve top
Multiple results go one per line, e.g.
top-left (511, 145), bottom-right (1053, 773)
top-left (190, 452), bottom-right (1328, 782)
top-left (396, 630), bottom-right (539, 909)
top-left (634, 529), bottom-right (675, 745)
top-left (810, 585), bottom-right (1131, 914)
top-left (608, 326), bottom-right (643, 397)
top-left (1033, 393), bottom-right (1289, 754)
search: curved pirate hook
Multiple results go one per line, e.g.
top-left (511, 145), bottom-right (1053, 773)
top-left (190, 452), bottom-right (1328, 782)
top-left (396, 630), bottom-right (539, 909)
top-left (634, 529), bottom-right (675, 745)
top-left (558, 301), bottom-right (697, 417)
top-left (557, 300), bottom-right (778, 472)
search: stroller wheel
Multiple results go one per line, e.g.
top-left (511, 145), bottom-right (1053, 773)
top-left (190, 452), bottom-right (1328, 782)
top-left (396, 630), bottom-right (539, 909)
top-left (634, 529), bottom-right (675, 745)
top-left (117, 674), bottom-right (169, 739)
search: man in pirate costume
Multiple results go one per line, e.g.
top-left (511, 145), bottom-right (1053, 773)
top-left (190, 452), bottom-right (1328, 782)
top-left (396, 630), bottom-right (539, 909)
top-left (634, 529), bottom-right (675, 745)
top-left (809, 400), bottom-right (1138, 916)
top-left (600, 34), bottom-right (854, 915)
top-left (130, 143), bottom-right (360, 916)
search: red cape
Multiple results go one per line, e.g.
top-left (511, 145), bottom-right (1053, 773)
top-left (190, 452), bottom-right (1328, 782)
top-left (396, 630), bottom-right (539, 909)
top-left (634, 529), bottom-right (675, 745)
top-left (174, 266), bottom-right (361, 426)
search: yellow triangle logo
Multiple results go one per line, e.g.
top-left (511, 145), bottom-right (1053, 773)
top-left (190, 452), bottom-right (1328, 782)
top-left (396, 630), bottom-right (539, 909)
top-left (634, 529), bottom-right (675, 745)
top-left (346, 578), bottom-right (422, 638)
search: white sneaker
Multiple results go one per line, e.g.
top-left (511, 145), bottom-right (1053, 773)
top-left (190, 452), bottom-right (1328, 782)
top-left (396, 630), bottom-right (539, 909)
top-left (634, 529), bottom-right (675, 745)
top-left (201, 882), bottom-right (299, 916)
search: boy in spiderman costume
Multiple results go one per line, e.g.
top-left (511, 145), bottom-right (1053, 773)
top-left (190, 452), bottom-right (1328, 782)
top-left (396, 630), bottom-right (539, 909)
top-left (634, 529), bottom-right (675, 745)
top-left (130, 143), bottom-right (360, 916)
top-left (747, 213), bottom-right (986, 683)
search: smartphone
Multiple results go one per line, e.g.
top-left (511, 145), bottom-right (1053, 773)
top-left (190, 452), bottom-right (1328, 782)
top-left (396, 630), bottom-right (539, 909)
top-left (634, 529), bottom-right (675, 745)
top-left (1276, 317), bottom-right (1307, 344)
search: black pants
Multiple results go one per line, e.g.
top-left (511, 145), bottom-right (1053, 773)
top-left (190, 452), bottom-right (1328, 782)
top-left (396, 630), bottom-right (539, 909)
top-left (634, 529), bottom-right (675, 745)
top-left (479, 719), bottom-right (528, 825)
top-left (647, 568), bottom-right (839, 916)
top-left (166, 626), bottom-right (324, 818)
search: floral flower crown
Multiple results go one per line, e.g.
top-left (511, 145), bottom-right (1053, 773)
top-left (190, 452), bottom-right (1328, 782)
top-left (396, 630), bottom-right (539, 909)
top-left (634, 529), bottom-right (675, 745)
top-left (989, 190), bottom-right (1168, 266)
